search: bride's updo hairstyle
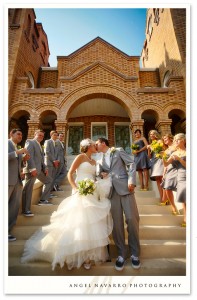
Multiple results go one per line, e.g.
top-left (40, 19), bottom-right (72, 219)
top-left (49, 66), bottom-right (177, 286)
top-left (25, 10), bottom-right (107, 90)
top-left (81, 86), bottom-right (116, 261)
top-left (80, 138), bottom-right (95, 153)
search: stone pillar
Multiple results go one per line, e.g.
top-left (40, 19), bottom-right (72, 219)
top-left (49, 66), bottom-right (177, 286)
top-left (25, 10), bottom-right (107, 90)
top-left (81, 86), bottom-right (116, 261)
top-left (108, 121), bottom-right (114, 146)
top-left (54, 120), bottom-right (69, 143)
top-left (54, 120), bottom-right (69, 134)
top-left (181, 120), bottom-right (186, 133)
top-left (27, 120), bottom-right (40, 138)
top-left (156, 119), bottom-right (172, 136)
top-left (130, 120), bottom-right (144, 140)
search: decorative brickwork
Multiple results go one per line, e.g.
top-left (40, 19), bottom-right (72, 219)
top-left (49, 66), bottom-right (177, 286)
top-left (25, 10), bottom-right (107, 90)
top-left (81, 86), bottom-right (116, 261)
top-left (8, 8), bottom-right (186, 147)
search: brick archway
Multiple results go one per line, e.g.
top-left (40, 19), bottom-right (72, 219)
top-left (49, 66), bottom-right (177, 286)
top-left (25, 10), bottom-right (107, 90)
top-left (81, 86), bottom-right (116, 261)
top-left (59, 86), bottom-right (139, 121)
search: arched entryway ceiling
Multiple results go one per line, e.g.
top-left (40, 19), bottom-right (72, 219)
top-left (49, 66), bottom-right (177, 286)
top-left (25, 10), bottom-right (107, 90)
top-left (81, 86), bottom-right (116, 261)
top-left (68, 98), bottom-right (128, 118)
top-left (59, 86), bottom-right (139, 120)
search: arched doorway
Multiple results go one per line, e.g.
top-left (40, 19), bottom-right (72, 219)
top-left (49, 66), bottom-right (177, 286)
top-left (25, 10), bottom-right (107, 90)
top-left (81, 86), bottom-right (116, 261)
top-left (9, 110), bottom-right (30, 146)
top-left (39, 110), bottom-right (57, 140)
top-left (67, 97), bottom-right (132, 154)
top-left (142, 109), bottom-right (158, 141)
top-left (168, 109), bottom-right (186, 135)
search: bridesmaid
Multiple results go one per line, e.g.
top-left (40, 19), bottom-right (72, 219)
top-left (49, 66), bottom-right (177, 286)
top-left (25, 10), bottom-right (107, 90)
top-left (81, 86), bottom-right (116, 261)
top-left (147, 130), bottom-right (165, 201)
top-left (163, 133), bottom-right (186, 226)
top-left (160, 134), bottom-right (178, 214)
top-left (132, 129), bottom-right (151, 191)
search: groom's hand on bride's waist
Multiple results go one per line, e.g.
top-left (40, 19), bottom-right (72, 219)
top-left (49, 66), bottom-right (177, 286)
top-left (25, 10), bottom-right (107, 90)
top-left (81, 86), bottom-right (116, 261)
top-left (128, 184), bottom-right (135, 192)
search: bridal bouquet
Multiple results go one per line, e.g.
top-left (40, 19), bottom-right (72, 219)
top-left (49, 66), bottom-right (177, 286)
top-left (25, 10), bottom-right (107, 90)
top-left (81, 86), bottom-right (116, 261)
top-left (77, 178), bottom-right (96, 196)
top-left (131, 143), bottom-right (139, 154)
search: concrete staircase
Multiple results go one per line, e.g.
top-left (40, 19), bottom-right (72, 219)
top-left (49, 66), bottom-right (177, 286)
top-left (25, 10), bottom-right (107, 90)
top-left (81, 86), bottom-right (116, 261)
top-left (9, 180), bottom-right (186, 276)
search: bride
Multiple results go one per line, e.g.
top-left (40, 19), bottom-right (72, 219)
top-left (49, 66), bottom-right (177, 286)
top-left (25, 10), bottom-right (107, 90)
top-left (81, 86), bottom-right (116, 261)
top-left (21, 138), bottom-right (113, 271)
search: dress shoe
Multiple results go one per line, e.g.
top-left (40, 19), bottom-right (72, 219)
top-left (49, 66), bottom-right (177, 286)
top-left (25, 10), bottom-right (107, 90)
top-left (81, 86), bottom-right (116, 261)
top-left (54, 184), bottom-right (63, 191)
top-left (38, 200), bottom-right (53, 206)
top-left (8, 234), bottom-right (16, 242)
top-left (115, 256), bottom-right (125, 271)
top-left (49, 194), bottom-right (58, 198)
top-left (23, 211), bottom-right (34, 217)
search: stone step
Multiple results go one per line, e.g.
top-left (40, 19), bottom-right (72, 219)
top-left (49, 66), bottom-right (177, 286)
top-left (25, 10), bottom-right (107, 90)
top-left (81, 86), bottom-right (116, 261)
top-left (9, 239), bottom-right (186, 259)
top-left (15, 213), bottom-right (184, 227)
top-left (27, 203), bottom-right (176, 215)
top-left (11, 225), bottom-right (186, 241)
top-left (8, 257), bottom-right (186, 276)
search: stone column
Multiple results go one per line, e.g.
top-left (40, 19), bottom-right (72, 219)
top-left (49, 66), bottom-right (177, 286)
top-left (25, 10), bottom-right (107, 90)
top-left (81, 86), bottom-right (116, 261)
top-left (27, 120), bottom-right (40, 138)
top-left (181, 120), bottom-right (186, 133)
top-left (156, 119), bottom-right (172, 135)
top-left (130, 120), bottom-right (144, 140)
top-left (54, 120), bottom-right (69, 143)
top-left (108, 121), bottom-right (114, 146)
top-left (54, 120), bottom-right (69, 134)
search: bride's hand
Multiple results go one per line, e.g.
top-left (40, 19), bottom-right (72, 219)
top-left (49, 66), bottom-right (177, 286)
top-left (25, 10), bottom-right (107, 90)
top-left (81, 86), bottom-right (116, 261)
top-left (101, 172), bottom-right (108, 179)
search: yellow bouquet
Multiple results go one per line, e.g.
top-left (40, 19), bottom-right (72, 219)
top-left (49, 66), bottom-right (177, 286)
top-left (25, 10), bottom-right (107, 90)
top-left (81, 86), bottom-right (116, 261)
top-left (131, 143), bottom-right (139, 154)
top-left (150, 140), bottom-right (164, 159)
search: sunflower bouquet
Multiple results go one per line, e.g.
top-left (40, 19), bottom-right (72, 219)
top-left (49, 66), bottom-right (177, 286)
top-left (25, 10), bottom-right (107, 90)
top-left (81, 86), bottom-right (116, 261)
top-left (131, 143), bottom-right (140, 154)
top-left (150, 140), bottom-right (165, 159)
top-left (77, 178), bottom-right (96, 196)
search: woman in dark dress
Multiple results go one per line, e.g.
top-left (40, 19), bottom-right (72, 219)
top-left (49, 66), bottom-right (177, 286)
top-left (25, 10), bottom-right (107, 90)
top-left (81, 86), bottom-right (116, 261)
top-left (132, 129), bottom-right (151, 190)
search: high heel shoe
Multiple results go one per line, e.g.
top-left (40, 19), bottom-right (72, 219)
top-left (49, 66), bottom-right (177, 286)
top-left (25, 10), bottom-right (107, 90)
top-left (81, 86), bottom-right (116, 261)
top-left (158, 199), bottom-right (169, 206)
top-left (83, 262), bottom-right (91, 270)
top-left (172, 207), bottom-right (180, 215)
top-left (143, 187), bottom-right (149, 191)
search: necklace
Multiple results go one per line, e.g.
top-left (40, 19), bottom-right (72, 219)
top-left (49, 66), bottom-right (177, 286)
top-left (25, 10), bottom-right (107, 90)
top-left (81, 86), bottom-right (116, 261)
top-left (85, 153), bottom-right (93, 161)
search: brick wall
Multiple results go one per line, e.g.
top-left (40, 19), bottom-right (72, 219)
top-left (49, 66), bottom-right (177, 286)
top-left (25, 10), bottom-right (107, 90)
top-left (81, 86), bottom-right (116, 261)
top-left (9, 8), bottom-right (186, 141)
top-left (141, 8), bottom-right (186, 87)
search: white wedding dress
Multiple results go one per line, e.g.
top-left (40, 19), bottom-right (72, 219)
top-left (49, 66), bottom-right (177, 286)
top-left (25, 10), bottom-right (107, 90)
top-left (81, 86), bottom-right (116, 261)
top-left (21, 162), bottom-right (113, 270)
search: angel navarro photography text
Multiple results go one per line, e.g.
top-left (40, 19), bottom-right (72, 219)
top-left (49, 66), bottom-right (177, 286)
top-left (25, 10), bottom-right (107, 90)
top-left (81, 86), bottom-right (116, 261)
top-left (68, 282), bottom-right (182, 289)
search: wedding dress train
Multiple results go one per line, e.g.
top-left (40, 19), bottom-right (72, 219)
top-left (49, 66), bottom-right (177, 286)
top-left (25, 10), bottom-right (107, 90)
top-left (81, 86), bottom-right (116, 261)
top-left (21, 162), bottom-right (113, 270)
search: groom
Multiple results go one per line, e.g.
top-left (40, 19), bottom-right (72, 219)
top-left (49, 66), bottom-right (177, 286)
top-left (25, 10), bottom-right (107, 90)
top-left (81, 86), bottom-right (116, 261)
top-left (96, 138), bottom-right (141, 271)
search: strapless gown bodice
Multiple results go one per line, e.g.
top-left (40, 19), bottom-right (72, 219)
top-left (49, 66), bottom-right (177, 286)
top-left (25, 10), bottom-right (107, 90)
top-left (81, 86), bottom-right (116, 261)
top-left (75, 161), bottom-right (96, 182)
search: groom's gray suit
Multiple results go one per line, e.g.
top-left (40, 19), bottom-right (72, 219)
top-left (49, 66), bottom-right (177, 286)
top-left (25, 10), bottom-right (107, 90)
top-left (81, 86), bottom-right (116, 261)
top-left (99, 147), bottom-right (140, 259)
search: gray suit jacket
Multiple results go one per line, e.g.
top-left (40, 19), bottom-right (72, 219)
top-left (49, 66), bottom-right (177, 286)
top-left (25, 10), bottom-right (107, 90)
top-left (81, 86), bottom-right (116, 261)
top-left (8, 139), bottom-right (23, 185)
top-left (44, 139), bottom-right (61, 167)
top-left (56, 140), bottom-right (66, 165)
top-left (23, 139), bottom-right (47, 174)
top-left (99, 147), bottom-right (136, 197)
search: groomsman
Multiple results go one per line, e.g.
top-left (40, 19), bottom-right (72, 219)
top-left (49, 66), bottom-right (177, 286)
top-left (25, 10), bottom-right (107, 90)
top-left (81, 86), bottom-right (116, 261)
top-left (22, 129), bottom-right (53, 215)
top-left (53, 133), bottom-right (67, 191)
top-left (8, 128), bottom-right (29, 241)
top-left (44, 130), bottom-right (60, 193)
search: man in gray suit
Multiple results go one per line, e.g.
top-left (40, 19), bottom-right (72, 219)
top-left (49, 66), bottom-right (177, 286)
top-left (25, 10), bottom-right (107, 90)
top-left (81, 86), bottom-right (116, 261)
top-left (8, 128), bottom-right (29, 241)
top-left (96, 137), bottom-right (141, 271)
top-left (53, 133), bottom-right (67, 191)
top-left (44, 130), bottom-right (61, 193)
top-left (22, 129), bottom-right (53, 214)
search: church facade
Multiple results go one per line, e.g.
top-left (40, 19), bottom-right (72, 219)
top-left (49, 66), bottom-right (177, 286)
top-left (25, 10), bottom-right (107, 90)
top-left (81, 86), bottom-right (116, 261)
top-left (8, 8), bottom-right (186, 155)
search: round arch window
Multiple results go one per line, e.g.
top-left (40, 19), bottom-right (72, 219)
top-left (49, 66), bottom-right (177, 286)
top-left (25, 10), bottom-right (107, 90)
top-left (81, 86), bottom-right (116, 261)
top-left (163, 70), bottom-right (171, 87)
top-left (27, 71), bottom-right (35, 88)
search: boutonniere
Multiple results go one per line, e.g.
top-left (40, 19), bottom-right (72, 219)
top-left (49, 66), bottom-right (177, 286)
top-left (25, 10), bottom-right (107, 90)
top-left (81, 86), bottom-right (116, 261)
top-left (110, 147), bottom-right (116, 155)
top-left (17, 145), bottom-right (21, 149)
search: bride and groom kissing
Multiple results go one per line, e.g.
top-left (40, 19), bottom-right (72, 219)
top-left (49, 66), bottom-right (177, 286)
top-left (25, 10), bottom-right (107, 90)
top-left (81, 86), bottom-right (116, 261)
top-left (21, 137), bottom-right (141, 271)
